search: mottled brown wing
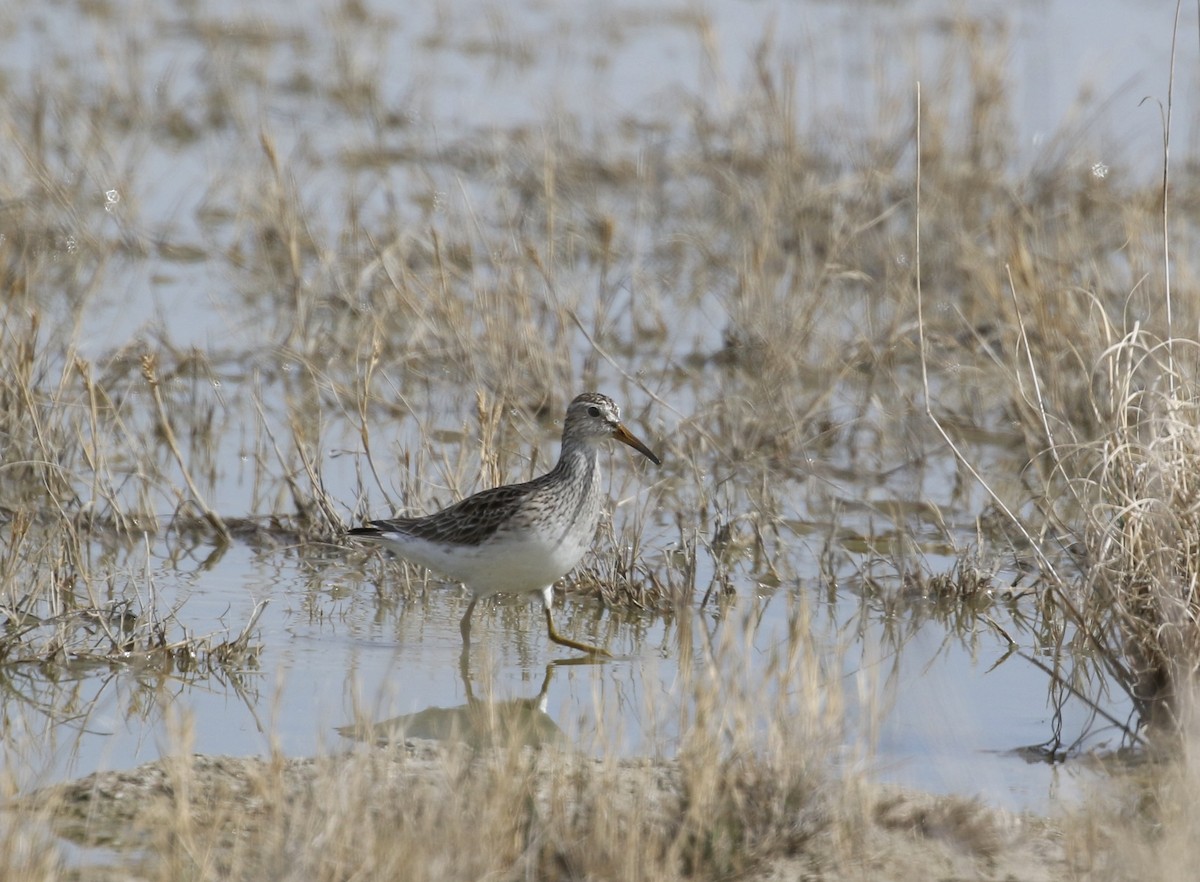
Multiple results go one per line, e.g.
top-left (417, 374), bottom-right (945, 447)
top-left (351, 478), bottom-right (542, 547)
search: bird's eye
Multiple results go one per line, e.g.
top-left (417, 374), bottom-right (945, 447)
top-left (587, 405), bottom-right (601, 418)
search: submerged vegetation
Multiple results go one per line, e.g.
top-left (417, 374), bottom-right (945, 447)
top-left (3, 0), bottom-right (1200, 877)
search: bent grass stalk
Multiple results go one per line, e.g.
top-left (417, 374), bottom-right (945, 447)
top-left (141, 353), bottom-right (230, 543)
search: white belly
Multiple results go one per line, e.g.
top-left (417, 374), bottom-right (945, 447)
top-left (375, 523), bottom-right (594, 597)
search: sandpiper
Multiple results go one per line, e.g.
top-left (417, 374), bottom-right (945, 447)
top-left (349, 392), bottom-right (661, 656)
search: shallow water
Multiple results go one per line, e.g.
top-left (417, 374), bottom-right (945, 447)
top-left (0, 0), bottom-right (1175, 819)
top-left (5, 519), bottom-right (1104, 813)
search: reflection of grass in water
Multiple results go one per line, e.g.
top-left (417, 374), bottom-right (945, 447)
top-left (1, 0), bottom-right (1199, 875)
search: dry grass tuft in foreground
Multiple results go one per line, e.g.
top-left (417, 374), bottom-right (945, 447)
top-left (31, 735), bottom-right (1066, 882)
top-left (1076, 347), bottom-right (1200, 732)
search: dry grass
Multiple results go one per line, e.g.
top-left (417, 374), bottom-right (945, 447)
top-left (1068, 351), bottom-right (1200, 732)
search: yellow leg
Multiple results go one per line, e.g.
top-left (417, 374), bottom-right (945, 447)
top-left (541, 587), bottom-right (610, 657)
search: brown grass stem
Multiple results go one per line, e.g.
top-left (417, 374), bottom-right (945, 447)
top-left (141, 354), bottom-right (230, 543)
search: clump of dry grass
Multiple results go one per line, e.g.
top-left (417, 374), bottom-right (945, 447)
top-left (1074, 348), bottom-right (1200, 731)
